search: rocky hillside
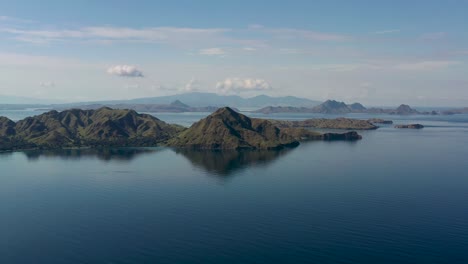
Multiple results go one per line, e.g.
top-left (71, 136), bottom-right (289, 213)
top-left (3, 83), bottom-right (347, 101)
top-left (167, 107), bottom-right (300, 150)
top-left (0, 107), bottom-right (183, 150)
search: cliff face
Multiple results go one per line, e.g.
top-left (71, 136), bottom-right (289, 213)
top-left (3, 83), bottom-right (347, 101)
top-left (167, 107), bottom-right (299, 150)
top-left (1, 107), bottom-right (183, 149)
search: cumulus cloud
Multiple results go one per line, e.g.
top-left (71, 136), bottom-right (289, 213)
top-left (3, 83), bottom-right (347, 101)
top-left (184, 78), bottom-right (200, 92)
top-left (107, 65), bottom-right (144, 77)
top-left (199, 48), bottom-right (226, 56)
top-left (216, 78), bottom-right (272, 94)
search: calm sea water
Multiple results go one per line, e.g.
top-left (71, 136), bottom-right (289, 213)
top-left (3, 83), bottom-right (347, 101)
top-left (1, 111), bottom-right (468, 263)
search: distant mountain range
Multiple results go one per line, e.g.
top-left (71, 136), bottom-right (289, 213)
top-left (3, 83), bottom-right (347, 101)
top-left (254, 100), bottom-right (437, 115)
top-left (50, 100), bottom-right (226, 113)
top-left (62, 92), bottom-right (321, 108)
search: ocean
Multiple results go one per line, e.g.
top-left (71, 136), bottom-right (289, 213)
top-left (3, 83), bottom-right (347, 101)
top-left (1, 110), bottom-right (468, 263)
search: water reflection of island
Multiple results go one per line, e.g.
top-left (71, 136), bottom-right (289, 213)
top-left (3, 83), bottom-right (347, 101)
top-left (22, 147), bottom-right (160, 162)
top-left (173, 149), bottom-right (293, 177)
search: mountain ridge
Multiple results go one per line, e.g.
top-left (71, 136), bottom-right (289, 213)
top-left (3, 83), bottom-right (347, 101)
top-left (51, 92), bottom-right (321, 108)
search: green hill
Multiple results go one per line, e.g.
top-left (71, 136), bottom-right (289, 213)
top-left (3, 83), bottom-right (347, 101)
top-left (167, 107), bottom-right (300, 150)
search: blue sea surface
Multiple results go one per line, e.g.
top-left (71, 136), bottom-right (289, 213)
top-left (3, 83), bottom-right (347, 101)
top-left (1, 112), bottom-right (468, 263)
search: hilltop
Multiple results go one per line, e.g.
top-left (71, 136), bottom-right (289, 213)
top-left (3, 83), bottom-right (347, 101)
top-left (167, 107), bottom-right (300, 150)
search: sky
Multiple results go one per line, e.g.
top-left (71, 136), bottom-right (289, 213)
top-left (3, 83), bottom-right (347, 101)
top-left (0, 0), bottom-right (467, 106)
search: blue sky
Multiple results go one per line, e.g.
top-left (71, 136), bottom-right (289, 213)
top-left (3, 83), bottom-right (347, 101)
top-left (0, 0), bottom-right (467, 106)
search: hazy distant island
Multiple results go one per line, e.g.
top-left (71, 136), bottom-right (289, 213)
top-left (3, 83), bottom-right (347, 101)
top-left (253, 100), bottom-right (437, 115)
top-left (0, 107), bottom-right (363, 151)
top-left (269, 118), bottom-right (378, 130)
top-left (441, 107), bottom-right (468, 115)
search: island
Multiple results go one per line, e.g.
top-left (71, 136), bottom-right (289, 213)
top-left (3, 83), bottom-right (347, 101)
top-left (269, 118), bottom-right (378, 130)
top-left (254, 100), bottom-right (427, 115)
top-left (368, 118), bottom-right (393, 124)
top-left (0, 107), bottom-right (364, 151)
top-left (442, 107), bottom-right (468, 115)
top-left (395, 124), bottom-right (424, 129)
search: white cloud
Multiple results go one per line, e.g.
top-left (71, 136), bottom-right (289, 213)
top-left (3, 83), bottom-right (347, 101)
top-left (394, 60), bottom-right (459, 71)
top-left (199, 48), bottom-right (226, 56)
top-left (374, 29), bottom-right (400, 34)
top-left (107, 65), bottom-right (144, 77)
top-left (184, 78), bottom-right (200, 92)
top-left (216, 78), bottom-right (272, 94)
top-left (243, 47), bottom-right (257, 51)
